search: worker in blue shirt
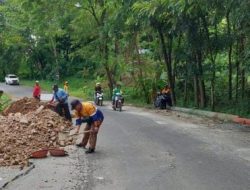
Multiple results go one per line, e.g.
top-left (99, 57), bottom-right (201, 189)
top-left (50, 84), bottom-right (72, 121)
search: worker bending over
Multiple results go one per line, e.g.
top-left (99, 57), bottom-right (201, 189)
top-left (71, 100), bottom-right (104, 154)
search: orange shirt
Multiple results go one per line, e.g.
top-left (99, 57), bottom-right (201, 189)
top-left (75, 102), bottom-right (96, 118)
top-left (162, 88), bottom-right (170, 94)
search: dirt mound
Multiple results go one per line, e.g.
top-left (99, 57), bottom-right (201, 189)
top-left (2, 97), bottom-right (46, 116)
top-left (0, 107), bottom-right (74, 167)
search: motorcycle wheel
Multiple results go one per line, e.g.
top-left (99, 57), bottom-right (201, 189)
top-left (118, 101), bottom-right (122, 112)
top-left (113, 103), bottom-right (116, 111)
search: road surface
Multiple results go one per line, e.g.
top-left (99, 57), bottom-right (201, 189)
top-left (0, 83), bottom-right (250, 190)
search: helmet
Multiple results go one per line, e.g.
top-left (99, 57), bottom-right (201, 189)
top-left (96, 82), bottom-right (101, 86)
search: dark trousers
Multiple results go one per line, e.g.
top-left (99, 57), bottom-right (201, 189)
top-left (55, 103), bottom-right (72, 121)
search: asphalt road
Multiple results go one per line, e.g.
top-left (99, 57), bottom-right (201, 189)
top-left (0, 83), bottom-right (250, 190)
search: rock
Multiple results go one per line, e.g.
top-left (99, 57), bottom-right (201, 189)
top-left (35, 105), bottom-right (44, 114)
top-left (20, 117), bottom-right (29, 124)
top-left (0, 98), bottom-right (75, 166)
top-left (59, 140), bottom-right (65, 146)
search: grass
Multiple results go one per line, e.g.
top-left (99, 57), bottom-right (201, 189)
top-left (21, 77), bottom-right (149, 107)
top-left (21, 77), bottom-right (96, 100)
top-left (18, 77), bottom-right (250, 118)
top-left (0, 94), bottom-right (11, 112)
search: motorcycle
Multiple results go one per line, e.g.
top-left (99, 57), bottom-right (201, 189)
top-left (154, 92), bottom-right (172, 110)
top-left (113, 93), bottom-right (123, 112)
top-left (95, 92), bottom-right (103, 106)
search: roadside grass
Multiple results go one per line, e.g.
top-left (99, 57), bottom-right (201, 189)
top-left (19, 78), bottom-right (250, 118)
top-left (21, 77), bottom-right (149, 107)
top-left (0, 94), bottom-right (11, 112)
top-left (21, 77), bottom-right (96, 100)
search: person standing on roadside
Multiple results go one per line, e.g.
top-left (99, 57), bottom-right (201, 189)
top-left (64, 81), bottom-right (69, 95)
top-left (71, 99), bottom-right (104, 154)
top-left (50, 84), bottom-right (72, 121)
top-left (33, 81), bottom-right (41, 101)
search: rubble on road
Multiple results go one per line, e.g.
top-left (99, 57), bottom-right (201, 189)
top-left (2, 97), bottom-right (46, 116)
top-left (0, 98), bottom-right (75, 167)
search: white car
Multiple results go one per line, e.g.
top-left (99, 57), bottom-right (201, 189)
top-left (5, 74), bottom-right (20, 85)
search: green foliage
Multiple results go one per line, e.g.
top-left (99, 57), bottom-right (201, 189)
top-left (0, 0), bottom-right (250, 116)
top-left (0, 94), bottom-right (11, 112)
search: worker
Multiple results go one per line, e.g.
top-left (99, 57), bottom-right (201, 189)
top-left (50, 84), bottom-right (72, 121)
top-left (64, 81), bottom-right (69, 95)
top-left (33, 81), bottom-right (41, 101)
top-left (71, 99), bottom-right (104, 154)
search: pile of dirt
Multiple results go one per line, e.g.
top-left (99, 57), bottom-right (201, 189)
top-left (2, 97), bottom-right (46, 116)
top-left (0, 100), bottom-right (74, 167)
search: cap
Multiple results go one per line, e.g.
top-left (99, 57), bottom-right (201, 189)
top-left (35, 80), bottom-right (39, 83)
top-left (71, 99), bottom-right (81, 110)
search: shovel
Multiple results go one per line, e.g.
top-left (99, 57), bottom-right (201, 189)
top-left (69, 130), bottom-right (91, 136)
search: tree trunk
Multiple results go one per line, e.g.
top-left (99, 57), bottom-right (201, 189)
top-left (196, 50), bottom-right (206, 108)
top-left (50, 37), bottom-right (60, 81)
top-left (194, 75), bottom-right (199, 108)
top-left (103, 38), bottom-right (113, 97)
top-left (226, 13), bottom-right (233, 100)
top-left (157, 27), bottom-right (175, 105)
top-left (134, 32), bottom-right (149, 103)
top-left (184, 61), bottom-right (188, 106)
top-left (241, 69), bottom-right (245, 99)
top-left (211, 80), bottom-right (215, 111)
top-left (235, 40), bottom-right (240, 101)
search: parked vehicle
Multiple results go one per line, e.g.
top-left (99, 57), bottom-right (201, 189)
top-left (95, 92), bottom-right (103, 106)
top-left (5, 74), bottom-right (20, 85)
top-left (113, 93), bottom-right (123, 112)
top-left (154, 92), bottom-right (172, 109)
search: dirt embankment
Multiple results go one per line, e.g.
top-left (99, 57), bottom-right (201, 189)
top-left (0, 98), bottom-right (74, 167)
top-left (2, 97), bottom-right (46, 116)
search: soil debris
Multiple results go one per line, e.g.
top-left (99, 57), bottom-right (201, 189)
top-left (2, 97), bottom-right (47, 116)
top-left (0, 98), bottom-right (74, 167)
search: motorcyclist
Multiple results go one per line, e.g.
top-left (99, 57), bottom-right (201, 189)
top-left (112, 84), bottom-right (124, 106)
top-left (95, 83), bottom-right (103, 95)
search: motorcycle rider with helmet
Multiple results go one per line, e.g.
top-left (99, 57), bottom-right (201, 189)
top-left (112, 84), bottom-right (124, 107)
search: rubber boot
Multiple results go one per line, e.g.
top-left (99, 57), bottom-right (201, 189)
top-left (85, 148), bottom-right (95, 154)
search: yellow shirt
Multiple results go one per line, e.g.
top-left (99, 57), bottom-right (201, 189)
top-left (64, 85), bottom-right (69, 94)
top-left (75, 102), bottom-right (96, 118)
